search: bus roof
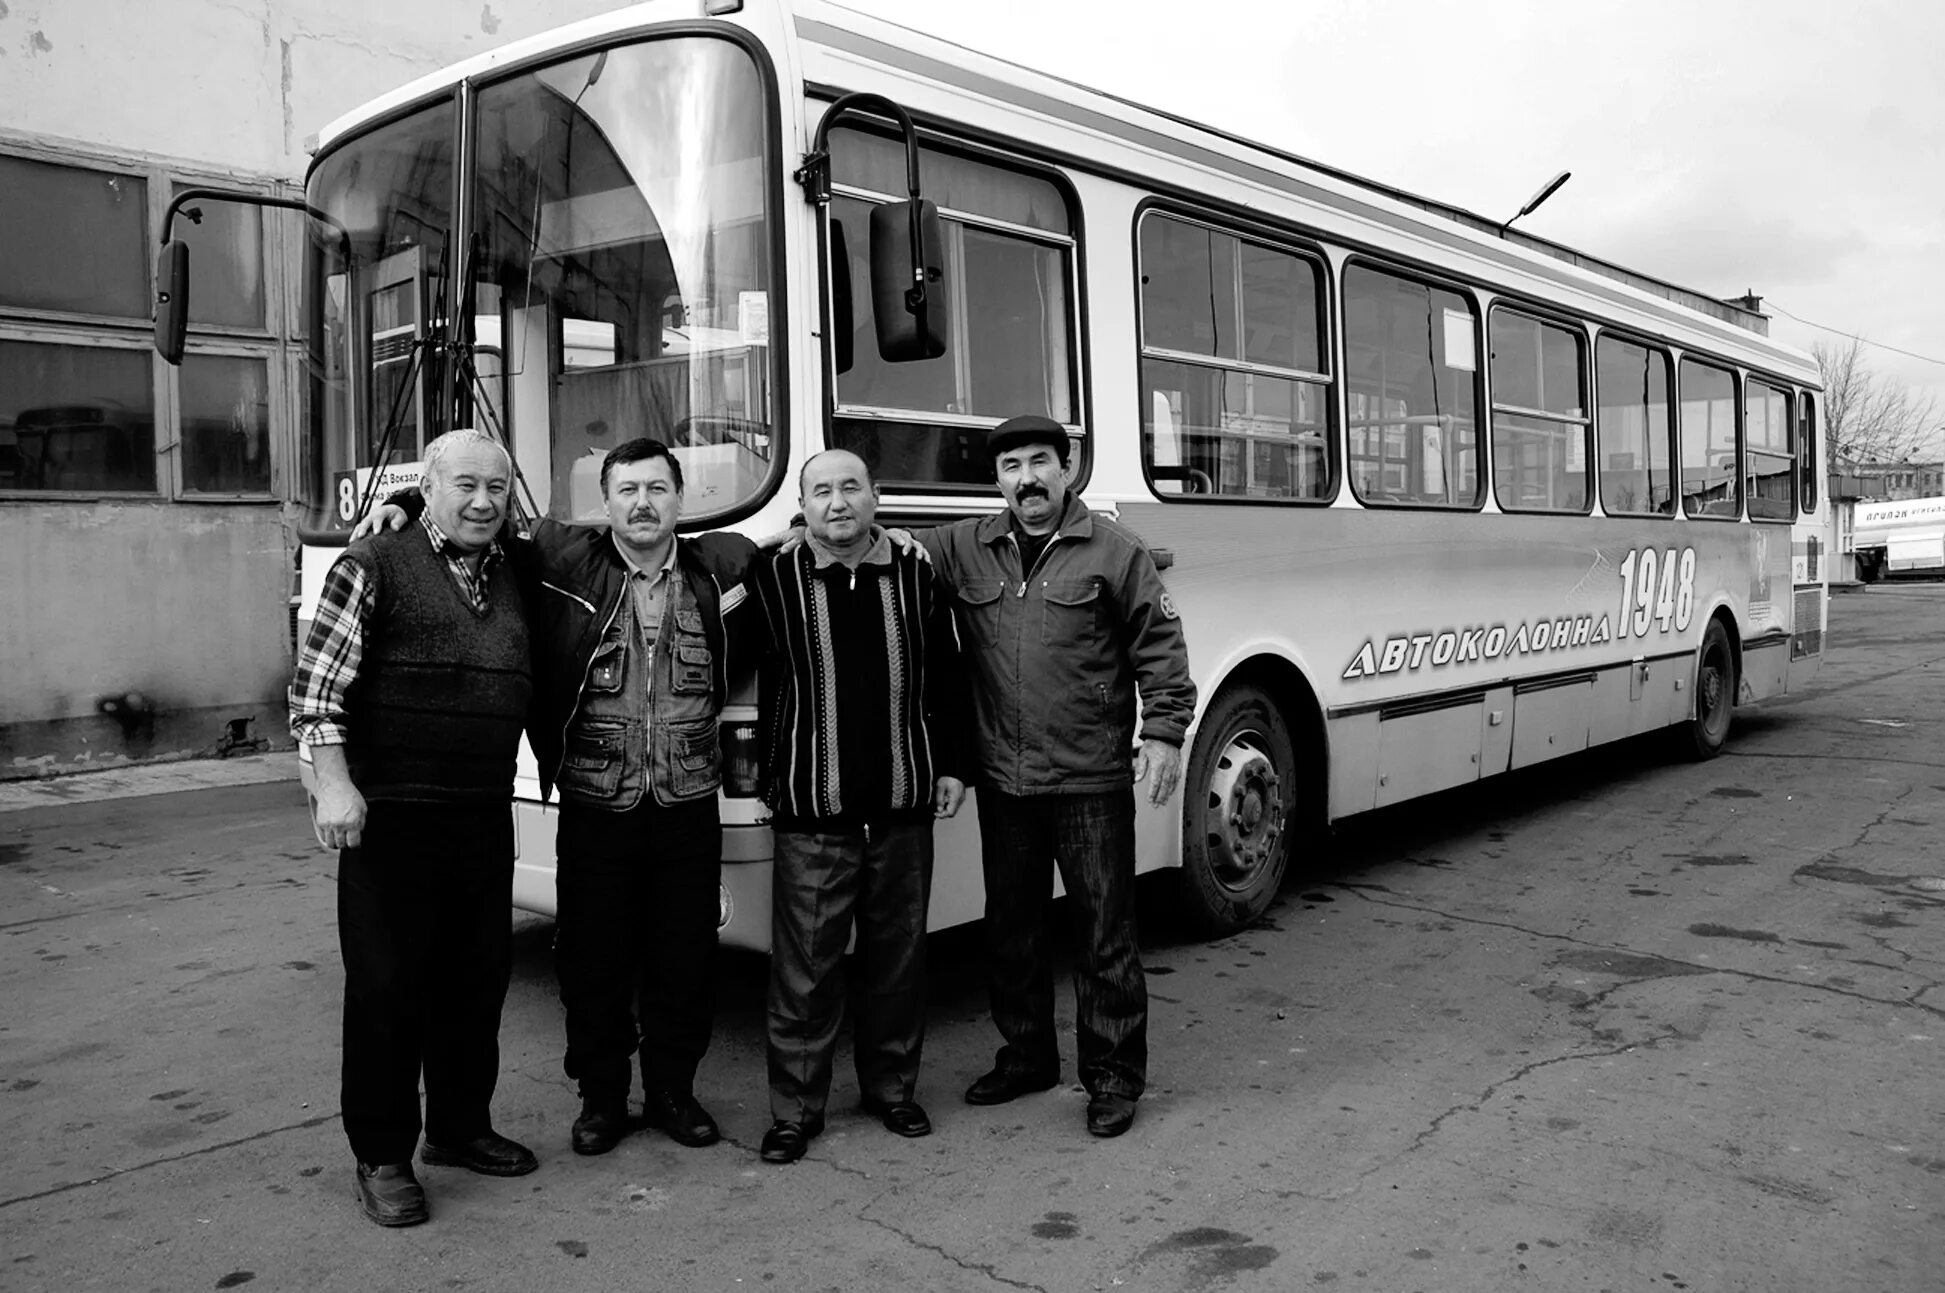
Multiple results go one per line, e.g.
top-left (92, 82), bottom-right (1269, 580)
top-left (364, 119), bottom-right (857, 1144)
top-left (313, 0), bottom-right (1805, 372)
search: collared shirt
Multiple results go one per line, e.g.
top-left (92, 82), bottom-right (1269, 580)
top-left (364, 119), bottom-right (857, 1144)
top-left (288, 513), bottom-right (506, 748)
top-left (805, 525), bottom-right (893, 572)
top-left (611, 532), bottom-right (677, 649)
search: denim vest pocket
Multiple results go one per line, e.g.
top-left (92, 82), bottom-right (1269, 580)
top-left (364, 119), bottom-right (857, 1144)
top-left (673, 608), bottom-right (705, 635)
top-left (1042, 576), bottom-right (1108, 651)
top-left (658, 715), bottom-right (722, 800)
top-left (557, 717), bottom-right (627, 798)
top-left (671, 640), bottom-right (713, 694)
top-left (586, 638), bottom-right (625, 694)
top-left (955, 578), bottom-right (1006, 648)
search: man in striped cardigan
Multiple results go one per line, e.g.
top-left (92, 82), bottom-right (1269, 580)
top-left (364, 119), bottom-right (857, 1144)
top-left (751, 449), bottom-right (969, 1164)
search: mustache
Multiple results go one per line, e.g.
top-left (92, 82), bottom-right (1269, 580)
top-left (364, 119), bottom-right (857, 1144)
top-left (1013, 484), bottom-right (1049, 500)
top-left (626, 508), bottom-right (660, 523)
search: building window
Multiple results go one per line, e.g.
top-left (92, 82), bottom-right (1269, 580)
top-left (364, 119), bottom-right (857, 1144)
top-left (0, 156), bottom-right (150, 318)
top-left (1344, 263), bottom-right (1482, 507)
top-left (1137, 212), bottom-right (1332, 501)
top-left (0, 339), bottom-right (155, 492)
top-left (1679, 356), bottom-right (1739, 518)
top-left (0, 146), bottom-right (286, 500)
top-left (1744, 378), bottom-right (1794, 521)
top-left (1489, 307), bottom-right (1588, 512)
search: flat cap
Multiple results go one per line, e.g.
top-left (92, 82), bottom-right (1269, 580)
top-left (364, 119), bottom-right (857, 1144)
top-left (985, 414), bottom-right (1070, 463)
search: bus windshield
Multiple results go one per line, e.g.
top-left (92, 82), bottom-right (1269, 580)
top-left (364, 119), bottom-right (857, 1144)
top-left (301, 35), bottom-right (779, 531)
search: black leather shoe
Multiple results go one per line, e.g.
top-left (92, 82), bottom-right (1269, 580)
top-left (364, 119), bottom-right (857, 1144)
top-left (1085, 1094), bottom-right (1137, 1138)
top-left (642, 1089), bottom-right (720, 1148)
top-left (964, 1066), bottom-right (1061, 1106)
top-left (420, 1130), bottom-right (539, 1177)
top-left (570, 1101), bottom-right (630, 1157)
top-left (758, 1116), bottom-right (823, 1164)
top-left (354, 1162), bottom-right (428, 1227)
top-left (862, 1098), bottom-right (932, 1138)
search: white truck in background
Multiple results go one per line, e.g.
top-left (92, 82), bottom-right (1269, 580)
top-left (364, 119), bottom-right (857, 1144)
top-left (1852, 495), bottom-right (1945, 581)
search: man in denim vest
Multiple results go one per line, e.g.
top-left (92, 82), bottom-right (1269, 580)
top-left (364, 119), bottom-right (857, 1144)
top-left (362, 437), bottom-right (757, 1157)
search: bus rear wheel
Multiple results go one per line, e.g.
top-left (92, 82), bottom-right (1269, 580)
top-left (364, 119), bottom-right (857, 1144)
top-left (1680, 618), bottom-right (1737, 760)
top-left (1177, 685), bottom-right (1296, 936)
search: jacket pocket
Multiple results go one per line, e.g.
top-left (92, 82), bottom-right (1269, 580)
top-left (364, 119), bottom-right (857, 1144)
top-left (557, 718), bottom-right (626, 798)
top-left (660, 716), bottom-right (721, 800)
top-left (1041, 576), bottom-right (1109, 652)
top-left (954, 578), bottom-right (1006, 648)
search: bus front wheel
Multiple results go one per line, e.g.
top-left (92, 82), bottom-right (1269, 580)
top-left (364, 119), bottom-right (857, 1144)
top-left (1680, 618), bottom-right (1737, 760)
top-left (1176, 685), bottom-right (1297, 935)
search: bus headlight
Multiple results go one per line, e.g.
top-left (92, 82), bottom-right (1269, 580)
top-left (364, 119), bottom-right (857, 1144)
top-left (718, 883), bottom-right (733, 931)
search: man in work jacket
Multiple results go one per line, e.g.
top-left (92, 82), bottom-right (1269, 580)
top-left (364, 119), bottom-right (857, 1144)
top-left (749, 449), bottom-right (969, 1165)
top-left (920, 414), bottom-right (1196, 1140)
top-left (292, 429), bottom-right (537, 1228)
top-left (366, 436), bottom-right (759, 1159)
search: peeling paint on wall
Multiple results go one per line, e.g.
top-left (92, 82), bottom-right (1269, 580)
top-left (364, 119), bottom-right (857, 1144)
top-left (28, 28), bottom-right (52, 55)
top-left (481, 5), bottom-right (501, 35)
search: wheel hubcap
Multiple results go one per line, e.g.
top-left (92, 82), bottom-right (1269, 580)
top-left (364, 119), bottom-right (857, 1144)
top-left (1204, 732), bottom-right (1283, 891)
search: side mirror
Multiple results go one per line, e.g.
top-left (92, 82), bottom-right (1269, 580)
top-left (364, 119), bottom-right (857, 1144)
top-left (869, 198), bottom-right (946, 363)
top-left (154, 239), bottom-right (189, 365)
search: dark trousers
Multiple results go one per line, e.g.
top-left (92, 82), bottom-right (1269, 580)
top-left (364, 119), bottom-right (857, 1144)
top-left (337, 800), bottom-right (515, 1166)
top-left (767, 818), bottom-right (934, 1123)
top-left (975, 787), bottom-right (1146, 1100)
top-left (554, 796), bottom-right (721, 1107)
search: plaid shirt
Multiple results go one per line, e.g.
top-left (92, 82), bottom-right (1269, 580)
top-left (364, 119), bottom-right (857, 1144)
top-left (288, 513), bottom-right (507, 748)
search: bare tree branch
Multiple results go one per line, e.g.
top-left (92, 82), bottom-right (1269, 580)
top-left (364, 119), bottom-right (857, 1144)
top-left (1814, 337), bottom-right (1942, 466)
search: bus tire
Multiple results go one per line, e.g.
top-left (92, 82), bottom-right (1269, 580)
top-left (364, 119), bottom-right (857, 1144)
top-left (1176, 684), bottom-right (1296, 935)
top-left (1680, 618), bottom-right (1737, 760)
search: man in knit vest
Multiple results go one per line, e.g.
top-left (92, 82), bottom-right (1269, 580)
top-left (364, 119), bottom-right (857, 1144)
top-left (750, 449), bottom-right (968, 1164)
top-left (290, 429), bottom-right (537, 1228)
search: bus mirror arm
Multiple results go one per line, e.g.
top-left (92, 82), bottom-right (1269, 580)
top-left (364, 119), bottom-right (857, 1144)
top-left (797, 93), bottom-right (947, 363)
top-left (154, 189), bottom-right (350, 365)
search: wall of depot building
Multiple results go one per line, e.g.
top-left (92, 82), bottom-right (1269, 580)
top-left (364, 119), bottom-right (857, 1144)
top-left (0, 502), bottom-right (291, 777)
top-left (0, 0), bottom-right (615, 779)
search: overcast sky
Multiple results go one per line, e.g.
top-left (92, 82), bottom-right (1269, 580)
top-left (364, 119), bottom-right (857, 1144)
top-left (840, 0), bottom-right (1945, 446)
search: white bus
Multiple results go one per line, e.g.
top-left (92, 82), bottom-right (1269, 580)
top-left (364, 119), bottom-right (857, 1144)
top-left (164, 0), bottom-right (1826, 948)
top-left (1850, 495), bottom-right (1945, 581)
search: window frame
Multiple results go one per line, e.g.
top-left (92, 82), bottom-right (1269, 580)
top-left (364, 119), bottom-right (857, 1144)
top-left (0, 137), bottom-right (291, 503)
top-left (1741, 371), bottom-right (1797, 523)
top-left (822, 124), bottom-right (1087, 496)
top-left (1591, 327), bottom-right (1678, 520)
top-left (1133, 203), bottom-right (1338, 507)
top-left (1797, 390), bottom-right (1819, 513)
top-left (1486, 301), bottom-right (1592, 516)
top-left (1677, 352), bottom-right (1743, 522)
top-left (1340, 255), bottom-right (1486, 512)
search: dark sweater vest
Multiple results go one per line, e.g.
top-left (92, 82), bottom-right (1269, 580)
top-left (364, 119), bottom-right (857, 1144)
top-left (341, 529), bottom-right (532, 803)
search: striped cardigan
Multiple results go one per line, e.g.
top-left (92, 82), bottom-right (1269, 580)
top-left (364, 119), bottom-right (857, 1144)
top-left (752, 536), bottom-right (967, 826)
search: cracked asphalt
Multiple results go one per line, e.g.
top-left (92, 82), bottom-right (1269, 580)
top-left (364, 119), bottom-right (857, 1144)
top-left (2, 586), bottom-right (1941, 1292)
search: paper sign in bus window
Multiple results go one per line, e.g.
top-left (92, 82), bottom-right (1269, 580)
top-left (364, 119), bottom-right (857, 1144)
top-left (1442, 309), bottom-right (1476, 371)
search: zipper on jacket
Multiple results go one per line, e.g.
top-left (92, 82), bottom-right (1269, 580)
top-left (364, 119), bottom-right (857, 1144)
top-left (557, 580), bottom-right (628, 787)
top-left (1010, 529), bottom-right (1067, 597)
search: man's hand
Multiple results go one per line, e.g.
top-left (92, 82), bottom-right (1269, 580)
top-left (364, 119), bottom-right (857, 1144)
top-left (1131, 739), bottom-right (1182, 808)
top-left (348, 501), bottom-right (411, 542)
top-left (885, 527), bottom-right (930, 562)
top-left (756, 522), bottom-right (803, 551)
top-left (308, 746), bottom-right (368, 850)
top-left (933, 775), bottom-right (966, 818)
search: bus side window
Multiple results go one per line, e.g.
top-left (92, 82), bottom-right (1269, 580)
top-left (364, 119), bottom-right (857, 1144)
top-left (1343, 263), bottom-right (1482, 508)
top-left (1137, 212), bottom-right (1331, 502)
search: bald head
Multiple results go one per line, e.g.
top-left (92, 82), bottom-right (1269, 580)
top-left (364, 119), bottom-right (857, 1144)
top-left (799, 449), bottom-right (878, 554)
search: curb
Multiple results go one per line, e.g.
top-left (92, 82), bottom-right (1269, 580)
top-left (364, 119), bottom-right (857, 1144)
top-left (0, 756), bottom-right (301, 814)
